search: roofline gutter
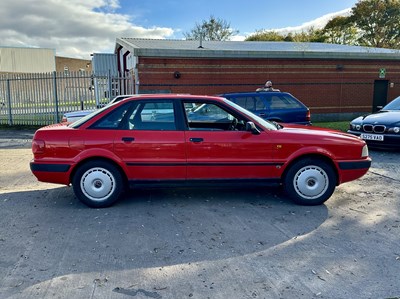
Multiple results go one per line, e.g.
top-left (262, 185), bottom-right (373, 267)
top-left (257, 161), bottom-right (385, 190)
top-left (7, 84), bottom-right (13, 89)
top-left (131, 48), bottom-right (400, 61)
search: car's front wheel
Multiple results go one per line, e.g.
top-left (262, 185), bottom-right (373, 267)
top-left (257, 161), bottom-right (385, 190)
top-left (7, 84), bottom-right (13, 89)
top-left (284, 158), bottom-right (337, 205)
top-left (72, 160), bottom-right (124, 208)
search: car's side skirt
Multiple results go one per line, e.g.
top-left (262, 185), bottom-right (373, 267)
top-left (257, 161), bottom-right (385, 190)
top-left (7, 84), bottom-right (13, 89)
top-left (128, 178), bottom-right (281, 189)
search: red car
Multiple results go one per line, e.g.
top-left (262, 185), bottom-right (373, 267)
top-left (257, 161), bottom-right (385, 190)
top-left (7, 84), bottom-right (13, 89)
top-left (30, 94), bottom-right (371, 208)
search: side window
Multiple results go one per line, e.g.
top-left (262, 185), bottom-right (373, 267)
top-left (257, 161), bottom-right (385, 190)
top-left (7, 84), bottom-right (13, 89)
top-left (184, 101), bottom-right (246, 131)
top-left (186, 103), bottom-right (230, 122)
top-left (91, 103), bottom-right (133, 129)
top-left (270, 95), bottom-right (302, 109)
top-left (281, 95), bottom-right (303, 108)
top-left (231, 97), bottom-right (255, 110)
top-left (270, 96), bottom-right (286, 109)
top-left (129, 101), bottom-right (176, 131)
top-left (255, 97), bottom-right (266, 110)
top-left (230, 96), bottom-right (265, 111)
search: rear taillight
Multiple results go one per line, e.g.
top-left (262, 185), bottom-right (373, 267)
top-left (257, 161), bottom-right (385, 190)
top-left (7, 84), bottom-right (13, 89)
top-left (32, 140), bottom-right (45, 154)
top-left (306, 109), bottom-right (311, 122)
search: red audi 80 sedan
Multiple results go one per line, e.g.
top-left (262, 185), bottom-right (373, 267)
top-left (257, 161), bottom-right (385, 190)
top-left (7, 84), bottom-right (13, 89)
top-left (30, 94), bottom-right (371, 208)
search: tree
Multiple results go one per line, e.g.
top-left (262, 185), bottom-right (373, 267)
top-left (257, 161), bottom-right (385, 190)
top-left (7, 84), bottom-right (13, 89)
top-left (245, 28), bottom-right (325, 43)
top-left (291, 27), bottom-right (326, 43)
top-left (322, 16), bottom-right (358, 45)
top-left (351, 0), bottom-right (400, 48)
top-left (184, 15), bottom-right (239, 41)
top-left (245, 30), bottom-right (285, 41)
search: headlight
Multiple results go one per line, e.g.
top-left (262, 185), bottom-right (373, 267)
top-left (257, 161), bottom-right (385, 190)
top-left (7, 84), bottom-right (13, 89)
top-left (350, 123), bottom-right (361, 131)
top-left (388, 127), bottom-right (400, 133)
top-left (362, 145), bottom-right (369, 157)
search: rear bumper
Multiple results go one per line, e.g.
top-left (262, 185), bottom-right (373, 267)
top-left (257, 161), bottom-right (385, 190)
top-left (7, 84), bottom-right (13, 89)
top-left (30, 161), bottom-right (72, 185)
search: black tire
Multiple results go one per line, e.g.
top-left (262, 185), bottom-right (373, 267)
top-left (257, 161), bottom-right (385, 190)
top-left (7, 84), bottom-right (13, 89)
top-left (72, 160), bottom-right (124, 208)
top-left (284, 158), bottom-right (336, 206)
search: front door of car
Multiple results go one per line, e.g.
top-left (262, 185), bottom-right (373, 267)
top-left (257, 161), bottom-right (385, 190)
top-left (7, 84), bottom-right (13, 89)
top-left (183, 101), bottom-right (276, 180)
top-left (111, 100), bottom-right (186, 181)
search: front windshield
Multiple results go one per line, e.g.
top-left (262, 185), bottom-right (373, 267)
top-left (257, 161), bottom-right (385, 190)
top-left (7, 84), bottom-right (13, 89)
top-left (383, 96), bottom-right (400, 110)
top-left (223, 98), bottom-right (278, 130)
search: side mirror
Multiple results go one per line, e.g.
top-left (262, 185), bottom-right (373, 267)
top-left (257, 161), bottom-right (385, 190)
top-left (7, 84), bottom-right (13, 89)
top-left (246, 122), bottom-right (260, 135)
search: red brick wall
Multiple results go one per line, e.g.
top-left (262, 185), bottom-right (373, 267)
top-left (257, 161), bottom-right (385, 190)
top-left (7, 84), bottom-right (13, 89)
top-left (136, 57), bottom-right (400, 116)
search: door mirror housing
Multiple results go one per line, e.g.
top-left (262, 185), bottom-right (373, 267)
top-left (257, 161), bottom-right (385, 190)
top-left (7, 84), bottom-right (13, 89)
top-left (246, 122), bottom-right (260, 135)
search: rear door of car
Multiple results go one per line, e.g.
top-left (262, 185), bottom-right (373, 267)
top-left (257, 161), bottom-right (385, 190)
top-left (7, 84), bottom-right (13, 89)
top-left (93, 99), bottom-right (186, 181)
top-left (227, 94), bottom-right (270, 119)
top-left (263, 93), bottom-right (308, 123)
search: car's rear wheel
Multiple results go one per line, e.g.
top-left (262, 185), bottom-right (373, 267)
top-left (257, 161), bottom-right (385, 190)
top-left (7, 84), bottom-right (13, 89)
top-left (284, 158), bottom-right (336, 205)
top-left (72, 160), bottom-right (124, 208)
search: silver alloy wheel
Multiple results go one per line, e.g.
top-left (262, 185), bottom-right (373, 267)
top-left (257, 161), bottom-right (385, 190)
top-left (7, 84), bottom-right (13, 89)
top-left (80, 167), bottom-right (115, 202)
top-left (293, 165), bottom-right (329, 200)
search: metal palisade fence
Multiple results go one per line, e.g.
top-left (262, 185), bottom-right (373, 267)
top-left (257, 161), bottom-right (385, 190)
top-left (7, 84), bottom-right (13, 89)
top-left (0, 71), bottom-right (134, 126)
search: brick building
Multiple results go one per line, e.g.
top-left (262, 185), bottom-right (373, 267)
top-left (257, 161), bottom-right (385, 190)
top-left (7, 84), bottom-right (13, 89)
top-left (115, 38), bottom-right (400, 121)
top-left (55, 56), bottom-right (92, 74)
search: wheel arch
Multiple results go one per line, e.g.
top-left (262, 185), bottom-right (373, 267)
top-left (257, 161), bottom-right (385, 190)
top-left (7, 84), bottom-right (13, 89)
top-left (69, 156), bottom-right (128, 188)
top-left (282, 153), bottom-right (339, 186)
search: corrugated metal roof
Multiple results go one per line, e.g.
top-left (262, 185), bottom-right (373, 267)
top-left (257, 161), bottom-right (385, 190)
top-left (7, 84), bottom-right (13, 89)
top-left (116, 38), bottom-right (400, 60)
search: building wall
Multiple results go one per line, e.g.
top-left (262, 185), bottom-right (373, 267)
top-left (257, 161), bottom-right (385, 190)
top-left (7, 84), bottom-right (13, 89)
top-left (136, 57), bottom-right (400, 119)
top-left (55, 56), bottom-right (92, 73)
top-left (0, 47), bottom-right (55, 73)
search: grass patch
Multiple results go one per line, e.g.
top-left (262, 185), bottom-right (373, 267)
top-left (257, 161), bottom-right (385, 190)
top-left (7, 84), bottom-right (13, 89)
top-left (313, 121), bottom-right (349, 132)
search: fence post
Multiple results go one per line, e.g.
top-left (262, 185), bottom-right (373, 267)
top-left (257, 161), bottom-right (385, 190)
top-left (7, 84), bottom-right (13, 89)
top-left (108, 69), bottom-right (112, 101)
top-left (6, 79), bottom-right (13, 126)
top-left (52, 71), bottom-right (59, 123)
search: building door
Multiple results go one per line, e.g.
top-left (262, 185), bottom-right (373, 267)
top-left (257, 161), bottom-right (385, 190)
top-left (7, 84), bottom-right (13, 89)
top-left (372, 80), bottom-right (388, 112)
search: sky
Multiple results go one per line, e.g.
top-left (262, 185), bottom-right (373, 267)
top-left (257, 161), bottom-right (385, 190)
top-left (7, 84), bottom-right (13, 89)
top-left (0, 0), bottom-right (358, 59)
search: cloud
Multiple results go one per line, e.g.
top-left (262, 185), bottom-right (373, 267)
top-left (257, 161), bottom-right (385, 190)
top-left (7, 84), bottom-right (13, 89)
top-left (0, 0), bottom-right (174, 59)
top-left (270, 8), bottom-right (352, 34)
top-left (233, 8), bottom-right (352, 40)
top-left (1, 2), bottom-right (352, 58)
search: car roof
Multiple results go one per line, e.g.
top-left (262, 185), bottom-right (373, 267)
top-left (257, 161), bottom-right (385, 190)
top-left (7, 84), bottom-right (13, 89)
top-left (220, 91), bottom-right (288, 96)
top-left (123, 94), bottom-right (225, 101)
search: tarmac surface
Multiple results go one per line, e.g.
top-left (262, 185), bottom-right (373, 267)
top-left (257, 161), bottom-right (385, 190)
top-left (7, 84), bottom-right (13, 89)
top-left (0, 128), bottom-right (399, 299)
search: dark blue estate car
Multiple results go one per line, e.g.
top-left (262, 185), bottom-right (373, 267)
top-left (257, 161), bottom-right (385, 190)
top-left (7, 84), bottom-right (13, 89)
top-left (220, 91), bottom-right (311, 125)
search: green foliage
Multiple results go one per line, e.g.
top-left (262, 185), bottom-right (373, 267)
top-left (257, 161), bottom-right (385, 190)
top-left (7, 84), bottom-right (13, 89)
top-left (245, 27), bottom-right (326, 43)
top-left (246, 30), bottom-right (285, 41)
top-left (244, 0), bottom-right (400, 49)
top-left (184, 15), bottom-right (239, 41)
top-left (322, 16), bottom-right (358, 45)
top-left (351, 0), bottom-right (400, 49)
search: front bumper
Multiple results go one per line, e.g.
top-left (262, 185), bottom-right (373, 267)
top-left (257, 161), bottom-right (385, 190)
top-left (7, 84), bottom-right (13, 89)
top-left (347, 130), bottom-right (400, 149)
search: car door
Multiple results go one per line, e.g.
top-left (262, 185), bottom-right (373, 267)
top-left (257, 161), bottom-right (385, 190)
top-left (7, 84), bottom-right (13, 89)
top-left (228, 95), bottom-right (269, 119)
top-left (183, 100), bottom-right (276, 180)
top-left (97, 100), bottom-right (186, 181)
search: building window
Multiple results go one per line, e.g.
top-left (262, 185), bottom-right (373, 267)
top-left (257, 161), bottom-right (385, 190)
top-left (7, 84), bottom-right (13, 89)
top-left (64, 66), bottom-right (70, 76)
